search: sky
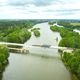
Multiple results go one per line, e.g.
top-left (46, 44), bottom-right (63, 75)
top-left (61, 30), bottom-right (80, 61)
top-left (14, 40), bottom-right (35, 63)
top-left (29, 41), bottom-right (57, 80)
top-left (0, 0), bottom-right (80, 19)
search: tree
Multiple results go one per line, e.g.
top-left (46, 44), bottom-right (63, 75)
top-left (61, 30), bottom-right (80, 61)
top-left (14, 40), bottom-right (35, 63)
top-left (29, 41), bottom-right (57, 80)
top-left (0, 45), bottom-right (9, 72)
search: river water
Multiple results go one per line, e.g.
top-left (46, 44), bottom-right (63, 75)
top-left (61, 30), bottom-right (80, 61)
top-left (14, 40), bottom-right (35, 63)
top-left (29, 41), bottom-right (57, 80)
top-left (2, 23), bottom-right (71, 80)
top-left (73, 29), bottom-right (80, 35)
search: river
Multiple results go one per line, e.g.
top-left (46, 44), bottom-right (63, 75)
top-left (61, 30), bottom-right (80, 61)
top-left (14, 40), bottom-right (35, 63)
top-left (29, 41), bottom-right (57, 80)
top-left (73, 29), bottom-right (80, 35)
top-left (2, 23), bottom-right (71, 80)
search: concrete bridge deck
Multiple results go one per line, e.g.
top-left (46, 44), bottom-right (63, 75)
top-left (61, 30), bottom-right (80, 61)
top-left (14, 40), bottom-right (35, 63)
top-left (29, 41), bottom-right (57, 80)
top-left (0, 42), bottom-right (24, 46)
top-left (0, 42), bottom-right (74, 54)
top-left (0, 42), bottom-right (73, 50)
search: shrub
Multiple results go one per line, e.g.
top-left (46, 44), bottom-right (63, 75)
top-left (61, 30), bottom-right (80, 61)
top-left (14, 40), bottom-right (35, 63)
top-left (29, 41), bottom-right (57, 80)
top-left (0, 45), bottom-right (9, 72)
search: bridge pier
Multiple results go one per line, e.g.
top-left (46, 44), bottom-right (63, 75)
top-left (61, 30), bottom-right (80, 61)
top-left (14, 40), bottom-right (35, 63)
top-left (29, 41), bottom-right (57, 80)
top-left (58, 48), bottom-right (73, 58)
top-left (20, 48), bottom-right (29, 54)
top-left (8, 47), bottom-right (29, 54)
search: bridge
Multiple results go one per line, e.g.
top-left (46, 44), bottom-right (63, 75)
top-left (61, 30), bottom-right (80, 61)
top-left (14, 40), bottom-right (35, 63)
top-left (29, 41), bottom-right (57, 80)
top-left (30, 45), bottom-right (72, 50)
top-left (0, 42), bottom-right (73, 53)
top-left (0, 42), bottom-right (24, 46)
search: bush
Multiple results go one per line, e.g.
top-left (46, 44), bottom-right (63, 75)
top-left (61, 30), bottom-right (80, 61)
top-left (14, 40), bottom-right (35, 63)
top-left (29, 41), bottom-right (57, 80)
top-left (34, 30), bottom-right (40, 37)
top-left (77, 65), bottom-right (80, 80)
top-left (50, 26), bottom-right (59, 32)
top-left (62, 50), bottom-right (80, 80)
top-left (0, 45), bottom-right (9, 72)
top-left (31, 28), bottom-right (40, 32)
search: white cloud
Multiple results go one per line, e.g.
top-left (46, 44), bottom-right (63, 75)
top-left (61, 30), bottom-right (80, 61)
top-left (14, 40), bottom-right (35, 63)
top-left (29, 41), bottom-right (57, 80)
top-left (0, 0), bottom-right (80, 19)
top-left (0, 0), bottom-right (8, 6)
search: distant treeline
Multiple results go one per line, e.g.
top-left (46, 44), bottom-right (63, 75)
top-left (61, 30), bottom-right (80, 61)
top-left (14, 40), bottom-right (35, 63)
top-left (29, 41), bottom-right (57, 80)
top-left (48, 20), bottom-right (80, 30)
top-left (0, 20), bottom-right (45, 30)
top-left (57, 21), bottom-right (80, 30)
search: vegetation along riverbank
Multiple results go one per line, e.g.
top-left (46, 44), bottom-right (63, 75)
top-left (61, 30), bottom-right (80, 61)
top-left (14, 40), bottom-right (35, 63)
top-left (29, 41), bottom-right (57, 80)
top-left (49, 21), bottom-right (80, 80)
top-left (0, 20), bottom-right (44, 43)
top-left (0, 44), bottom-right (9, 78)
top-left (50, 25), bottom-right (80, 48)
top-left (31, 28), bottom-right (40, 37)
top-left (61, 50), bottom-right (80, 80)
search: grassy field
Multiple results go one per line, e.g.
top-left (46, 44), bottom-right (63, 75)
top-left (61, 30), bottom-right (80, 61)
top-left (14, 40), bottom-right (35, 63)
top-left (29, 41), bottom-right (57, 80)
top-left (71, 22), bottom-right (80, 26)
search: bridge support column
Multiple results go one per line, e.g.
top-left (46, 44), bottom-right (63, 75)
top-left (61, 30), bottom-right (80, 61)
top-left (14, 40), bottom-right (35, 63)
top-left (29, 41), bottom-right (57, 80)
top-left (21, 48), bottom-right (29, 54)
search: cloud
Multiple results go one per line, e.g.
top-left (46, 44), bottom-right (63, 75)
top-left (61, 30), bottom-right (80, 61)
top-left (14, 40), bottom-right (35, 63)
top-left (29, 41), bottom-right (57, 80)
top-left (0, 0), bottom-right (80, 19)
top-left (31, 0), bottom-right (62, 6)
top-left (0, 0), bottom-right (8, 6)
top-left (7, 0), bottom-right (62, 6)
top-left (8, 0), bottom-right (31, 6)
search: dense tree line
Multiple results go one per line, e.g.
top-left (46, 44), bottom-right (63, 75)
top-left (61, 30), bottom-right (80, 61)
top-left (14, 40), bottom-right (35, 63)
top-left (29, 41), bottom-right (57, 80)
top-left (4, 28), bottom-right (31, 43)
top-left (0, 20), bottom-right (34, 30)
top-left (0, 45), bottom-right (9, 72)
top-left (31, 28), bottom-right (40, 37)
top-left (57, 21), bottom-right (80, 30)
top-left (0, 28), bottom-right (31, 43)
top-left (49, 20), bottom-right (80, 30)
top-left (48, 21), bottom-right (56, 25)
top-left (61, 50), bottom-right (80, 80)
top-left (33, 30), bottom-right (40, 37)
top-left (0, 20), bottom-right (41, 43)
top-left (0, 20), bottom-right (49, 30)
top-left (50, 26), bottom-right (80, 48)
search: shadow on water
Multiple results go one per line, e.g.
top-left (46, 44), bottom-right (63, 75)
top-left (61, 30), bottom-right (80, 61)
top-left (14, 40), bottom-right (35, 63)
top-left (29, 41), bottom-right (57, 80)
top-left (0, 73), bottom-right (3, 80)
top-left (29, 50), bottom-right (61, 60)
top-left (0, 61), bottom-right (9, 80)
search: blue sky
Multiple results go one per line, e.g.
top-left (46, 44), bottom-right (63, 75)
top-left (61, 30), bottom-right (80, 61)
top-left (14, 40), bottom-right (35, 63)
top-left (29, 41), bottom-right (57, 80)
top-left (0, 0), bottom-right (80, 19)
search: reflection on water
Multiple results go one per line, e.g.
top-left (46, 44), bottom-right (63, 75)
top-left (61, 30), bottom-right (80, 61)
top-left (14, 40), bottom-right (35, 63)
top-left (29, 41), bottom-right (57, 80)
top-left (73, 29), bottom-right (80, 35)
top-left (28, 47), bottom-right (60, 58)
top-left (0, 61), bottom-right (9, 80)
top-left (0, 73), bottom-right (3, 80)
top-left (2, 23), bottom-right (71, 80)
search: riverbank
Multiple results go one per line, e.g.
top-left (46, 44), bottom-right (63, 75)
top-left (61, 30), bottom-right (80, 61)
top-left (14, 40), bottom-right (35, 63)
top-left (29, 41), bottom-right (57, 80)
top-left (31, 28), bottom-right (40, 37)
top-left (0, 20), bottom-right (41, 44)
top-left (50, 25), bottom-right (80, 49)
top-left (0, 45), bottom-right (9, 80)
top-left (61, 50), bottom-right (80, 80)
top-left (49, 22), bottom-right (80, 80)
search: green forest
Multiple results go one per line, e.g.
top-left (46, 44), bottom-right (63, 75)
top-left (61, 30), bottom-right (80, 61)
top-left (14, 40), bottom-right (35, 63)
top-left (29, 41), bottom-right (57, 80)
top-left (61, 50), bottom-right (80, 80)
top-left (0, 45), bottom-right (9, 72)
top-left (50, 25), bottom-right (80, 48)
top-left (0, 20), bottom-right (43, 43)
